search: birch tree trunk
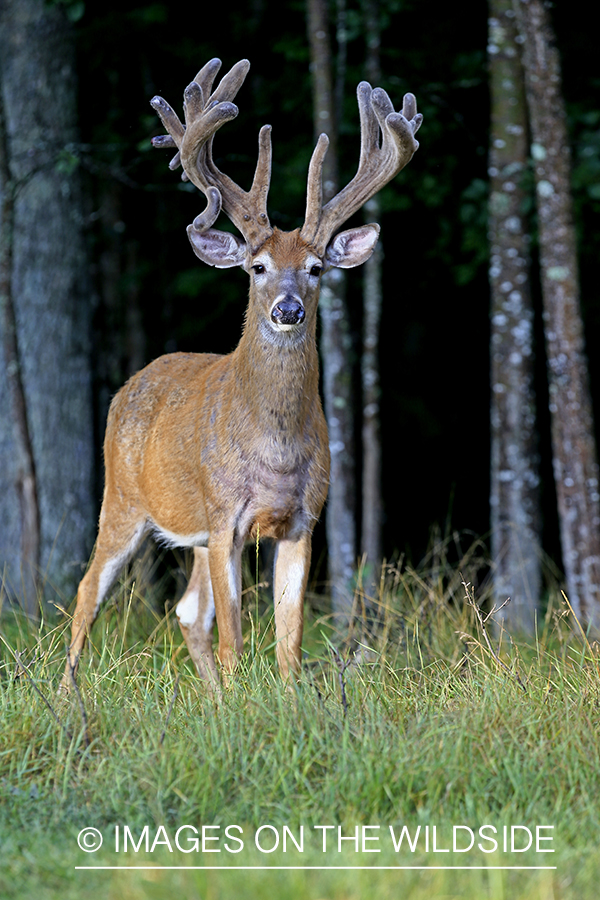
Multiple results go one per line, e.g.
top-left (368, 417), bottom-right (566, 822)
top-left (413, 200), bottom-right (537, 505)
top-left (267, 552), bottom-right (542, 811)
top-left (360, 0), bottom-right (383, 595)
top-left (516, 0), bottom-right (600, 624)
top-left (307, 0), bottom-right (356, 624)
top-left (488, 0), bottom-right (541, 631)
top-left (0, 0), bottom-right (95, 611)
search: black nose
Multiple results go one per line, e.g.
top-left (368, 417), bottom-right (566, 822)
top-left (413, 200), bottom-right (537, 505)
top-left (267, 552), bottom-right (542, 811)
top-left (271, 298), bottom-right (305, 326)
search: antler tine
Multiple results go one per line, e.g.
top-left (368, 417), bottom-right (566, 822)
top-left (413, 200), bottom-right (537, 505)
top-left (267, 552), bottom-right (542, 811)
top-left (151, 59), bottom-right (273, 249)
top-left (300, 81), bottom-right (422, 255)
top-left (192, 58), bottom-right (222, 103)
top-left (150, 96), bottom-right (185, 171)
top-left (248, 124), bottom-right (273, 213)
top-left (356, 82), bottom-right (381, 166)
top-left (401, 91), bottom-right (418, 122)
top-left (208, 58), bottom-right (250, 104)
top-left (303, 133), bottom-right (329, 241)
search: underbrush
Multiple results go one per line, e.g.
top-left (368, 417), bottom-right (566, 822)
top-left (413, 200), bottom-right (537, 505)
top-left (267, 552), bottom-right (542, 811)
top-left (1, 534), bottom-right (599, 898)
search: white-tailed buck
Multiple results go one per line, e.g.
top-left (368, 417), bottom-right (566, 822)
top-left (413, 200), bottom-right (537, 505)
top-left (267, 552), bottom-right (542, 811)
top-left (62, 57), bottom-right (421, 691)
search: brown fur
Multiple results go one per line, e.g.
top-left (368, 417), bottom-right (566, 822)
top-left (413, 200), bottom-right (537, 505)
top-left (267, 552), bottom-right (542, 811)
top-left (64, 57), bottom-right (421, 693)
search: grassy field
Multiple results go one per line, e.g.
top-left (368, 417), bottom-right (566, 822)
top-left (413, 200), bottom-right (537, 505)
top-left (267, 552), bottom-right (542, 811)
top-left (2, 538), bottom-right (600, 899)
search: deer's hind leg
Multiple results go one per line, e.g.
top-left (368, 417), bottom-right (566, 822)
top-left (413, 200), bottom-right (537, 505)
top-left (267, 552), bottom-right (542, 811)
top-left (61, 502), bottom-right (147, 692)
top-left (176, 546), bottom-right (219, 690)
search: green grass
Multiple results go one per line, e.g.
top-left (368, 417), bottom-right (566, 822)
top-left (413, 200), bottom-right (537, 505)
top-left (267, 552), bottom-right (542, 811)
top-left (2, 538), bottom-right (600, 898)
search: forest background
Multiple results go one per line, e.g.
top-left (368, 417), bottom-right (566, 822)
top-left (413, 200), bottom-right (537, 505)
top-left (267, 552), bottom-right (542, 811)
top-left (1, 0), bottom-right (599, 628)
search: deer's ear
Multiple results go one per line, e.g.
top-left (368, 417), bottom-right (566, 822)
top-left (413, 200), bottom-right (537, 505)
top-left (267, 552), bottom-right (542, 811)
top-left (187, 226), bottom-right (247, 268)
top-left (324, 224), bottom-right (380, 269)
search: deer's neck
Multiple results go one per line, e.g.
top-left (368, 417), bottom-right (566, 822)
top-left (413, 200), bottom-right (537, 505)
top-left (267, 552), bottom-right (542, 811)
top-left (231, 311), bottom-right (320, 439)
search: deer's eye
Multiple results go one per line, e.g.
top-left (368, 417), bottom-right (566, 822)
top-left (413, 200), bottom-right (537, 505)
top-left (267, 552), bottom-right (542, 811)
top-left (252, 264), bottom-right (265, 275)
top-left (310, 265), bottom-right (322, 277)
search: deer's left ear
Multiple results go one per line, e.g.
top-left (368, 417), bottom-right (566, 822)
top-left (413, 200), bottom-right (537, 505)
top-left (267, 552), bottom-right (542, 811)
top-left (324, 224), bottom-right (380, 269)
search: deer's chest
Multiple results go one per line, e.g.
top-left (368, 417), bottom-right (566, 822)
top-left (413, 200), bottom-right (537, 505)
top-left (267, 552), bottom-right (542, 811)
top-left (250, 465), bottom-right (309, 537)
top-left (204, 449), bottom-right (321, 540)
top-left (236, 460), bottom-right (309, 540)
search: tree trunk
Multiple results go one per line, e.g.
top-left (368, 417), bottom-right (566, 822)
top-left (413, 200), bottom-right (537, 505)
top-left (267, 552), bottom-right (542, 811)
top-left (0, 93), bottom-right (40, 615)
top-left (488, 0), bottom-right (541, 631)
top-left (360, 0), bottom-right (384, 597)
top-left (307, 0), bottom-right (356, 624)
top-left (0, 0), bottom-right (95, 611)
top-left (515, 0), bottom-right (600, 624)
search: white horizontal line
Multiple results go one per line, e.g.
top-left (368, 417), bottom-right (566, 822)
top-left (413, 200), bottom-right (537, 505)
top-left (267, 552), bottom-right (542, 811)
top-left (75, 865), bottom-right (557, 871)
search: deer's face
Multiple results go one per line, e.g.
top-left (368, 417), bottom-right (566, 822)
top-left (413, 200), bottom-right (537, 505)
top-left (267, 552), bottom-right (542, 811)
top-left (247, 230), bottom-right (323, 335)
top-left (187, 222), bottom-right (380, 341)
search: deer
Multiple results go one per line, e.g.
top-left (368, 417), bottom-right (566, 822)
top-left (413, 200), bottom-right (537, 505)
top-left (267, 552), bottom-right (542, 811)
top-left (61, 57), bottom-right (421, 694)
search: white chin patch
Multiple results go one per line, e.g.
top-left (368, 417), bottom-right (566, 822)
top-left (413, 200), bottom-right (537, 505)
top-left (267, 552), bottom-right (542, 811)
top-left (273, 322), bottom-right (298, 332)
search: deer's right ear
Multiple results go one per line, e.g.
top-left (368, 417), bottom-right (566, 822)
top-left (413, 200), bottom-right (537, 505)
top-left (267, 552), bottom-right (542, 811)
top-left (186, 226), bottom-right (247, 268)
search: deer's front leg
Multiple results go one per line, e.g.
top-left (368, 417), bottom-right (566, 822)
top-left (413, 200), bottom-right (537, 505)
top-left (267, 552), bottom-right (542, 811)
top-left (273, 533), bottom-right (312, 679)
top-left (208, 532), bottom-right (243, 676)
